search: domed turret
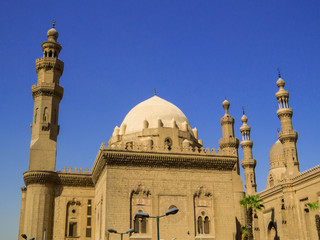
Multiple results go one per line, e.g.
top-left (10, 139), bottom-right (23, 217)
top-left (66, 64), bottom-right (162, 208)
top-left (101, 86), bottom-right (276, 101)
top-left (266, 140), bottom-right (286, 188)
top-left (108, 95), bottom-right (201, 151)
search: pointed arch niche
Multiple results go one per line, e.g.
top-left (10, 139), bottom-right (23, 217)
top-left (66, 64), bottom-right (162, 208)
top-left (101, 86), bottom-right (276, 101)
top-left (194, 186), bottom-right (215, 240)
top-left (65, 199), bottom-right (81, 238)
top-left (130, 184), bottom-right (152, 239)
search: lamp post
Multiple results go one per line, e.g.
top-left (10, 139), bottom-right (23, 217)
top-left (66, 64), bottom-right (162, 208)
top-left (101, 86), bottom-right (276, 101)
top-left (107, 228), bottom-right (134, 240)
top-left (135, 207), bottom-right (179, 240)
top-left (21, 234), bottom-right (35, 240)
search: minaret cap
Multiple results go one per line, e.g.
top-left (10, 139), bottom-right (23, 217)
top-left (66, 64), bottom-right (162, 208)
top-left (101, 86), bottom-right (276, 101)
top-left (241, 114), bottom-right (248, 124)
top-left (240, 114), bottom-right (251, 131)
top-left (276, 69), bottom-right (285, 89)
top-left (47, 20), bottom-right (59, 42)
top-left (222, 99), bottom-right (230, 115)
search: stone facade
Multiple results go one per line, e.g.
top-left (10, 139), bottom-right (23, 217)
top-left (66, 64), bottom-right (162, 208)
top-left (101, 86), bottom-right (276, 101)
top-left (19, 25), bottom-right (320, 240)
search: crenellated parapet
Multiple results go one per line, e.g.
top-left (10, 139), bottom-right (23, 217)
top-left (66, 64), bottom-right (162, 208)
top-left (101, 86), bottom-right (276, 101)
top-left (60, 167), bottom-right (92, 174)
top-left (106, 141), bottom-right (237, 156)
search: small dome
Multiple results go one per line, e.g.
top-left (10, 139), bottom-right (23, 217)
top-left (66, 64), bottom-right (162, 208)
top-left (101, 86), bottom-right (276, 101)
top-left (276, 78), bottom-right (285, 88)
top-left (241, 114), bottom-right (248, 123)
top-left (269, 140), bottom-right (285, 168)
top-left (120, 96), bottom-right (194, 136)
top-left (47, 28), bottom-right (59, 42)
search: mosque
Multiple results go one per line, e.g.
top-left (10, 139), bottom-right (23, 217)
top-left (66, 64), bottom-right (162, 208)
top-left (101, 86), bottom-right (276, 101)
top-left (18, 25), bottom-right (320, 240)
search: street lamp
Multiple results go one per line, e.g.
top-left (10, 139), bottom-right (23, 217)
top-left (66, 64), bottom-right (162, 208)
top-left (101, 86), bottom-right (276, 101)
top-left (21, 233), bottom-right (35, 240)
top-left (135, 207), bottom-right (179, 240)
top-left (107, 228), bottom-right (134, 240)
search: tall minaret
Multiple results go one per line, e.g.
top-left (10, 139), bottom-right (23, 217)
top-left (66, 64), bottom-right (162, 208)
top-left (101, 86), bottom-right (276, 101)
top-left (29, 20), bottom-right (64, 171)
top-left (275, 71), bottom-right (300, 177)
top-left (240, 110), bottom-right (257, 195)
top-left (219, 99), bottom-right (240, 172)
top-left (21, 22), bottom-right (63, 240)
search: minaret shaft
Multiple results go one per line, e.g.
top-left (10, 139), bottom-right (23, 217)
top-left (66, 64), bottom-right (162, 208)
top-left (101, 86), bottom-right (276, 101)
top-left (276, 76), bottom-right (299, 177)
top-left (20, 24), bottom-right (63, 240)
top-left (240, 114), bottom-right (257, 195)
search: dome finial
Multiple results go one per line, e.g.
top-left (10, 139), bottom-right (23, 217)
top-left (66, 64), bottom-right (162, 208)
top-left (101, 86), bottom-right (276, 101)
top-left (52, 19), bottom-right (56, 29)
top-left (242, 106), bottom-right (245, 115)
top-left (154, 88), bottom-right (156, 96)
top-left (277, 68), bottom-right (281, 78)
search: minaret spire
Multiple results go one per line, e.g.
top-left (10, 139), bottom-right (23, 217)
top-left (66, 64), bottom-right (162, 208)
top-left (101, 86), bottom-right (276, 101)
top-left (21, 24), bottom-right (64, 240)
top-left (240, 112), bottom-right (257, 195)
top-left (275, 72), bottom-right (300, 177)
top-left (29, 22), bottom-right (64, 170)
top-left (219, 99), bottom-right (240, 172)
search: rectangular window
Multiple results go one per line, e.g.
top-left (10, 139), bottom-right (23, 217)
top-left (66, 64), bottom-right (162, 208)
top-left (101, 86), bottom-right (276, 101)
top-left (69, 222), bottom-right (77, 237)
top-left (86, 228), bottom-right (92, 237)
top-left (87, 206), bottom-right (92, 215)
top-left (88, 199), bottom-right (92, 205)
top-left (87, 217), bottom-right (91, 226)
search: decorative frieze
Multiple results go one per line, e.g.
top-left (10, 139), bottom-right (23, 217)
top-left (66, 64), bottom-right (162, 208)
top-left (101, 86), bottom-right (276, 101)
top-left (23, 170), bottom-right (94, 187)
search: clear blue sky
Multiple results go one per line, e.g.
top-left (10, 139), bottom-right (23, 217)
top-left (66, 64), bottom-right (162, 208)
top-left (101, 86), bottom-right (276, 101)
top-left (1, 1), bottom-right (320, 239)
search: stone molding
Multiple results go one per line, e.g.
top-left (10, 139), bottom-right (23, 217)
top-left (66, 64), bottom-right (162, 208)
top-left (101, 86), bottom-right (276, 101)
top-left (92, 149), bottom-right (237, 184)
top-left (278, 130), bottom-right (298, 143)
top-left (36, 57), bottom-right (64, 74)
top-left (23, 171), bottom-right (59, 185)
top-left (23, 170), bottom-right (94, 187)
top-left (57, 172), bottom-right (94, 187)
top-left (219, 137), bottom-right (239, 149)
top-left (32, 83), bottom-right (64, 100)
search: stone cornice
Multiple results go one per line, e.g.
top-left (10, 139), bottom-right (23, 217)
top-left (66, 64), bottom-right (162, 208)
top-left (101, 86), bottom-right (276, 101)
top-left (23, 171), bottom-right (59, 185)
top-left (92, 149), bottom-right (237, 184)
top-left (32, 83), bottom-right (64, 100)
top-left (36, 57), bottom-right (64, 75)
top-left (57, 172), bottom-right (94, 187)
top-left (23, 170), bottom-right (94, 187)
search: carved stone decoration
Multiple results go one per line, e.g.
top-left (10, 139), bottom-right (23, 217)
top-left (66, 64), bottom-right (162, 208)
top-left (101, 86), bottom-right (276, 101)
top-left (194, 186), bottom-right (215, 238)
top-left (130, 184), bottom-right (152, 236)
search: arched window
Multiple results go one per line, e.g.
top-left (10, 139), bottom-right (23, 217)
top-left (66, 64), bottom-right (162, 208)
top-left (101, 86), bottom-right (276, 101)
top-left (198, 216), bottom-right (203, 234)
top-left (43, 107), bottom-right (48, 122)
top-left (164, 137), bottom-right (172, 150)
top-left (134, 210), bottom-right (147, 234)
top-left (34, 108), bottom-right (38, 123)
top-left (315, 215), bottom-right (320, 240)
top-left (204, 216), bottom-right (210, 234)
top-left (49, 50), bottom-right (52, 57)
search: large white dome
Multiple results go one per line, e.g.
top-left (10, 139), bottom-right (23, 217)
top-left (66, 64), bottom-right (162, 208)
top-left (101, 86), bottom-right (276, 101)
top-left (120, 96), bottom-right (194, 136)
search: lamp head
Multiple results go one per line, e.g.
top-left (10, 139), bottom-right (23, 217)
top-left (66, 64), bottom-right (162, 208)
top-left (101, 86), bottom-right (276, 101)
top-left (135, 212), bottom-right (149, 218)
top-left (126, 228), bottom-right (135, 234)
top-left (166, 207), bottom-right (179, 216)
top-left (108, 228), bottom-right (118, 233)
top-left (21, 234), bottom-right (27, 239)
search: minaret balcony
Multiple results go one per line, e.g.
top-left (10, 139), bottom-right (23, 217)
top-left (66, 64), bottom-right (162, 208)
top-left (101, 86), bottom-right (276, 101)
top-left (36, 57), bottom-right (64, 74)
top-left (219, 137), bottom-right (239, 149)
top-left (276, 108), bottom-right (293, 117)
top-left (240, 140), bottom-right (253, 148)
top-left (278, 130), bottom-right (298, 143)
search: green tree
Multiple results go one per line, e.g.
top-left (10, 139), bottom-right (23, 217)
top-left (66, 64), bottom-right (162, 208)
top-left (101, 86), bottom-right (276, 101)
top-left (306, 201), bottom-right (319, 211)
top-left (241, 225), bottom-right (248, 240)
top-left (240, 195), bottom-right (264, 240)
top-left (306, 201), bottom-right (320, 240)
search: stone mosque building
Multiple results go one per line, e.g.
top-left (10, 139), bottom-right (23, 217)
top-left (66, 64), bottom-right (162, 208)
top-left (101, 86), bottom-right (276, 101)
top-left (18, 25), bottom-right (320, 240)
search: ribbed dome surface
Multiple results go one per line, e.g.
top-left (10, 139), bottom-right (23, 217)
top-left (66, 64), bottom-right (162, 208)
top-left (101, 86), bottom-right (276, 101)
top-left (120, 96), bottom-right (193, 135)
top-left (269, 140), bottom-right (285, 167)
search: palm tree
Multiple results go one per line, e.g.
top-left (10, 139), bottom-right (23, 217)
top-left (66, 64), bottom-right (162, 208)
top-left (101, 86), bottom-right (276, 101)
top-left (241, 225), bottom-right (248, 240)
top-left (306, 201), bottom-right (319, 211)
top-left (240, 195), bottom-right (264, 240)
top-left (306, 201), bottom-right (320, 240)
